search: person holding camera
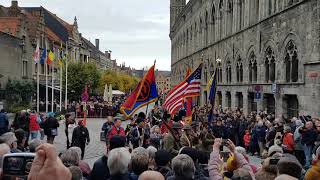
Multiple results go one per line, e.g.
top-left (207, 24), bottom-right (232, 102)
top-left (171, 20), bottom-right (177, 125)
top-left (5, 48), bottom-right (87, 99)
top-left (71, 120), bottom-right (90, 160)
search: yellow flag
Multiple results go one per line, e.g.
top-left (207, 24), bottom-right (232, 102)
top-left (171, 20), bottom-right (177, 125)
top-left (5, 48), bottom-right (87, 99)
top-left (48, 51), bottom-right (55, 61)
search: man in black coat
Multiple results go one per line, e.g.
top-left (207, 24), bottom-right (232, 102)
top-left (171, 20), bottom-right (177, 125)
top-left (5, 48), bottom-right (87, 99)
top-left (72, 120), bottom-right (90, 159)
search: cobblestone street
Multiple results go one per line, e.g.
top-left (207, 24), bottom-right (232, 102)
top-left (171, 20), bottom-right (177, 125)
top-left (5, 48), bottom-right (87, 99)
top-left (54, 118), bottom-right (111, 167)
top-left (53, 118), bottom-right (261, 168)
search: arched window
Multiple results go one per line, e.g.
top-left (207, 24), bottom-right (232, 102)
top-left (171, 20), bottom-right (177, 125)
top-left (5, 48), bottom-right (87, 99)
top-left (217, 62), bottom-right (222, 83)
top-left (265, 47), bottom-right (276, 82)
top-left (226, 60), bottom-right (232, 83)
top-left (249, 52), bottom-right (257, 83)
top-left (211, 4), bottom-right (216, 42)
top-left (285, 40), bottom-right (298, 82)
top-left (236, 56), bottom-right (243, 82)
top-left (239, 0), bottom-right (244, 30)
top-left (227, 0), bottom-right (233, 35)
top-left (205, 11), bottom-right (208, 45)
top-left (219, 0), bottom-right (224, 39)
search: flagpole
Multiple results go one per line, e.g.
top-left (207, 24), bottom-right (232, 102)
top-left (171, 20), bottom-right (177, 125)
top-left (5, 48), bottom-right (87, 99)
top-left (65, 41), bottom-right (68, 111)
top-left (51, 43), bottom-right (55, 112)
top-left (59, 47), bottom-right (62, 112)
top-left (45, 39), bottom-right (48, 113)
top-left (36, 38), bottom-right (40, 113)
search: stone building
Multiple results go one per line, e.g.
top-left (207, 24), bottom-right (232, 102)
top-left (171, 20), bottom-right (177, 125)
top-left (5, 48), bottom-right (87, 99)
top-left (170, 0), bottom-right (320, 117)
top-left (156, 70), bottom-right (171, 95)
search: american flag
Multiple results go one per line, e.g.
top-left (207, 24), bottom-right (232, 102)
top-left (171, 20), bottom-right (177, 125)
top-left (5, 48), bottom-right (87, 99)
top-left (163, 64), bottom-right (202, 115)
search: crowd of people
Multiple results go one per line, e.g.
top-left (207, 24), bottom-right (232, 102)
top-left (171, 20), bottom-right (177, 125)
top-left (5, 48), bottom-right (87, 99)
top-left (0, 105), bottom-right (320, 180)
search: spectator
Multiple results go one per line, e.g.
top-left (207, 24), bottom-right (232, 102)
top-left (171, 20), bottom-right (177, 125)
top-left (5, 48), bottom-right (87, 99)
top-left (71, 120), bottom-right (90, 159)
top-left (60, 148), bottom-right (80, 167)
top-left (68, 166), bottom-right (83, 180)
top-left (208, 138), bottom-right (254, 179)
top-left (0, 109), bottom-right (9, 135)
top-left (197, 150), bottom-right (210, 177)
top-left (150, 125), bottom-right (161, 149)
top-left (154, 150), bottom-right (173, 178)
top-left (276, 154), bottom-right (303, 179)
top-left (130, 147), bottom-right (149, 180)
top-left (293, 119), bottom-right (305, 166)
top-left (179, 147), bottom-right (209, 180)
top-left (43, 112), bottom-right (59, 144)
top-left (243, 130), bottom-right (251, 151)
top-left (90, 135), bottom-right (126, 180)
top-left (29, 139), bottom-right (43, 153)
top-left (107, 147), bottom-right (131, 180)
top-left (102, 115), bottom-right (114, 140)
top-left (282, 126), bottom-right (294, 154)
top-left (299, 121), bottom-right (317, 169)
top-left (256, 120), bottom-right (267, 157)
top-left (0, 143), bottom-right (10, 169)
top-left (167, 154), bottom-right (195, 180)
top-left (138, 171), bottom-right (164, 180)
top-left (0, 132), bottom-right (19, 153)
top-left (28, 143), bottom-right (71, 180)
top-left (305, 146), bottom-right (320, 180)
top-left (235, 146), bottom-right (257, 173)
top-left (107, 119), bottom-right (125, 141)
top-left (29, 112), bottom-right (40, 140)
top-left (69, 146), bottom-right (91, 178)
top-left (14, 128), bottom-right (27, 152)
top-left (255, 157), bottom-right (278, 180)
top-left (268, 145), bottom-right (283, 157)
top-left (147, 146), bottom-right (157, 170)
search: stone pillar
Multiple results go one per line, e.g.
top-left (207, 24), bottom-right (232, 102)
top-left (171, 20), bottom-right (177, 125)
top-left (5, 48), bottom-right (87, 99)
top-left (243, 91), bottom-right (249, 116)
top-left (257, 97), bottom-right (264, 112)
top-left (221, 91), bottom-right (227, 109)
top-left (275, 94), bottom-right (284, 118)
top-left (232, 92), bottom-right (238, 110)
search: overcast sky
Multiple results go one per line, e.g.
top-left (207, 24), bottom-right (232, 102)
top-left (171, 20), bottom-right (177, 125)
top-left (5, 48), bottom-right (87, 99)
top-left (3, 0), bottom-right (172, 70)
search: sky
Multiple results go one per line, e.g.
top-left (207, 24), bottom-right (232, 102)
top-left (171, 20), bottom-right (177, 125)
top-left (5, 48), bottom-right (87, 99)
top-left (2, 0), bottom-right (172, 71)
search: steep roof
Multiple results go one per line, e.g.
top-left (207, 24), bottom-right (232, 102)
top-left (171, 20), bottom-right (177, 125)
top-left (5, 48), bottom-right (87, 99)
top-left (0, 17), bottom-right (20, 36)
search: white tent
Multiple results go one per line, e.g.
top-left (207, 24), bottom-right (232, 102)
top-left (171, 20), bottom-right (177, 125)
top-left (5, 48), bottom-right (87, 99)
top-left (112, 90), bottom-right (125, 95)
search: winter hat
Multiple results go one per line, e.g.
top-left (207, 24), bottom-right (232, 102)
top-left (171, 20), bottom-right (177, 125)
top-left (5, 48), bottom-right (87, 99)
top-left (268, 145), bottom-right (283, 157)
top-left (226, 155), bottom-right (238, 172)
top-left (155, 150), bottom-right (173, 166)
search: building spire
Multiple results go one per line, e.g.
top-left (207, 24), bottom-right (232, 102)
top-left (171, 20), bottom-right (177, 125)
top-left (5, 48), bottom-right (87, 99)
top-left (73, 16), bottom-right (78, 28)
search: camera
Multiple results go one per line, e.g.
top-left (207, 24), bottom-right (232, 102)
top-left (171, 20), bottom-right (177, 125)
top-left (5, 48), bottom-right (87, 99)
top-left (2, 153), bottom-right (35, 180)
top-left (269, 158), bottom-right (280, 165)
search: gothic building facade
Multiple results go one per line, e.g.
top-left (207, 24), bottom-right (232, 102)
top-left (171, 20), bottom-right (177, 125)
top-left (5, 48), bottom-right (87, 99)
top-left (170, 0), bottom-right (320, 117)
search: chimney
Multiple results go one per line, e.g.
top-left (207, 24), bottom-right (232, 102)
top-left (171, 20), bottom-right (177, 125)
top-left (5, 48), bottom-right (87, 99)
top-left (95, 39), bottom-right (99, 50)
top-left (11, 1), bottom-right (18, 8)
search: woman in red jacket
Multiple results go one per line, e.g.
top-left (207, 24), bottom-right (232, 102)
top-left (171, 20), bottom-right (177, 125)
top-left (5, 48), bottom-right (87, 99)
top-left (282, 126), bottom-right (295, 154)
top-left (29, 112), bottom-right (40, 140)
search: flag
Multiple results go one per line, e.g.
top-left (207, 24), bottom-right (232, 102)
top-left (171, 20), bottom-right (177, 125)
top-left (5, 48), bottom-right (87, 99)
top-left (33, 40), bottom-right (40, 64)
top-left (163, 64), bottom-right (202, 115)
top-left (58, 43), bottom-right (63, 66)
top-left (120, 64), bottom-right (158, 118)
top-left (47, 50), bottom-right (55, 65)
top-left (208, 69), bottom-right (217, 123)
top-left (40, 48), bottom-right (47, 65)
top-left (184, 67), bottom-right (192, 124)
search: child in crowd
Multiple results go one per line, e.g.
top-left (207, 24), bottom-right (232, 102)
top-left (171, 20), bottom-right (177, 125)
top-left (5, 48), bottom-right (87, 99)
top-left (243, 130), bottom-right (251, 152)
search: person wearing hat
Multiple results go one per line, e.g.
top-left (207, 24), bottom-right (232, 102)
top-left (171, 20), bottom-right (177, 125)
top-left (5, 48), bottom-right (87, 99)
top-left (180, 124), bottom-right (193, 147)
top-left (129, 117), bottom-right (146, 148)
top-left (190, 121), bottom-right (200, 147)
top-left (199, 119), bottom-right (215, 152)
top-left (71, 120), bottom-right (90, 160)
top-left (163, 122), bottom-right (182, 156)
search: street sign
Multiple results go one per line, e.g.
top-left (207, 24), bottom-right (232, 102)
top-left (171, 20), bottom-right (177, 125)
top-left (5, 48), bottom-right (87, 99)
top-left (272, 83), bottom-right (277, 94)
top-left (255, 92), bottom-right (262, 101)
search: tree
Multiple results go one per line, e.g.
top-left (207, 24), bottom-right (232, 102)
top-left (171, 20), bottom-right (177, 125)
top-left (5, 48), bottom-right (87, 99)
top-left (99, 70), bottom-right (139, 94)
top-left (5, 79), bottom-right (35, 112)
top-left (65, 63), bottom-right (101, 101)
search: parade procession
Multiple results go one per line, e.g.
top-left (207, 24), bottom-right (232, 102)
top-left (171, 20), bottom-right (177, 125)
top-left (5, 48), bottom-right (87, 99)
top-left (1, 0), bottom-right (320, 180)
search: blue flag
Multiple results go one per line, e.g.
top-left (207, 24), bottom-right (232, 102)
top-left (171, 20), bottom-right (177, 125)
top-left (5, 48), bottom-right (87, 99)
top-left (208, 69), bottom-right (217, 123)
top-left (40, 48), bottom-right (47, 65)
